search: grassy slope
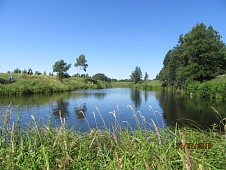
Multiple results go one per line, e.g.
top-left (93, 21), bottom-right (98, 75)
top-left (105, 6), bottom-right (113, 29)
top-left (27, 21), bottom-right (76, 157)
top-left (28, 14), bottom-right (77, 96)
top-left (0, 73), bottom-right (111, 95)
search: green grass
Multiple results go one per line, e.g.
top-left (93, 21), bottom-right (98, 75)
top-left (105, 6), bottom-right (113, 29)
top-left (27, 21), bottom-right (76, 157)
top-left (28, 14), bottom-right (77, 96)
top-left (111, 81), bottom-right (133, 88)
top-left (0, 104), bottom-right (225, 169)
top-left (132, 80), bottom-right (162, 90)
top-left (184, 76), bottom-right (226, 99)
top-left (110, 80), bottom-right (162, 89)
top-left (0, 73), bottom-right (111, 95)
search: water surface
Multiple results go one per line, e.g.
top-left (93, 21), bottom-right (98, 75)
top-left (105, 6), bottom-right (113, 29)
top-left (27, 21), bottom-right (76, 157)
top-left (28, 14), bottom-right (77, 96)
top-left (0, 88), bottom-right (225, 132)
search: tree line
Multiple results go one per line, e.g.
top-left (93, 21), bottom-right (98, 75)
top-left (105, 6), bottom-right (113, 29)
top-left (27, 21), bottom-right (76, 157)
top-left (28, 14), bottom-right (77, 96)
top-left (9, 53), bottom-right (149, 84)
top-left (156, 23), bottom-right (226, 88)
top-left (130, 66), bottom-right (149, 84)
top-left (52, 54), bottom-right (88, 79)
top-left (8, 54), bottom-right (113, 82)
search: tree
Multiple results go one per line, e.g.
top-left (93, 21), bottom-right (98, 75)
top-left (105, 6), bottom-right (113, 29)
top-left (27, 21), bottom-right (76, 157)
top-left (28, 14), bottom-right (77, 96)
top-left (35, 71), bottom-right (42, 75)
top-left (131, 66), bottom-right (142, 84)
top-left (28, 68), bottom-right (33, 75)
top-left (74, 54), bottom-right (88, 74)
top-left (14, 68), bottom-right (21, 74)
top-left (179, 23), bottom-right (226, 82)
top-left (157, 23), bottom-right (226, 87)
top-left (22, 69), bottom-right (27, 74)
top-left (52, 59), bottom-right (71, 80)
top-left (144, 72), bottom-right (149, 81)
top-left (93, 73), bottom-right (111, 82)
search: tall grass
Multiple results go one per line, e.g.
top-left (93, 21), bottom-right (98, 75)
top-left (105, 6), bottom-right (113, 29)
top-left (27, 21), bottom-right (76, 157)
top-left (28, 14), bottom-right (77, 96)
top-left (0, 104), bottom-right (225, 169)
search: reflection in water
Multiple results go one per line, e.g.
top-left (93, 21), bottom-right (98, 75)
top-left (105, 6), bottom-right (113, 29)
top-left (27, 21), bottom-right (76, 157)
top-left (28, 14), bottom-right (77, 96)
top-left (74, 103), bottom-right (87, 119)
top-left (156, 91), bottom-right (224, 130)
top-left (144, 91), bottom-right (148, 102)
top-left (0, 88), bottom-right (225, 132)
top-left (74, 91), bottom-right (107, 100)
top-left (53, 98), bottom-right (69, 119)
top-left (130, 89), bottom-right (142, 108)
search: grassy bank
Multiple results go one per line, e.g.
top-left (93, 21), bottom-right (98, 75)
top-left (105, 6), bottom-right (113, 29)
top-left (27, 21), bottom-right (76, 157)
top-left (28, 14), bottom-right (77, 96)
top-left (0, 73), bottom-right (111, 95)
top-left (0, 105), bottom-right (225, 169)
top-left (184, 76), bottom-right (226, 99)
top-left (132, 80), bottom-right (162, 90)
top-left (111, 81), bottom-right (133, 88)
top-left (111, 80), bottom-right (163, 90)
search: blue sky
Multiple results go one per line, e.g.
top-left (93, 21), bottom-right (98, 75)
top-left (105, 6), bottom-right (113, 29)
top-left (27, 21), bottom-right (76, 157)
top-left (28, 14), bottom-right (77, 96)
top-left (0, 0), bottom-right (226, 80)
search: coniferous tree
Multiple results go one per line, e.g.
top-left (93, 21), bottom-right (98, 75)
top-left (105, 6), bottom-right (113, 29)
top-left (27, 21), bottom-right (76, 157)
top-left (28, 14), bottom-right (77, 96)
top-left (53, 60), bottom-right (71, 80)
top-left (75, 54), bottom-right (88, 74)
top-left (131, 66), bottom-right (142, 84)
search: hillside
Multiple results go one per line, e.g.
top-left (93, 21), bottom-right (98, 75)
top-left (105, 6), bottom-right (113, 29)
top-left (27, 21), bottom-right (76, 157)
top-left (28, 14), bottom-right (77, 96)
top-left (0, 73), bottom-right (111, 95)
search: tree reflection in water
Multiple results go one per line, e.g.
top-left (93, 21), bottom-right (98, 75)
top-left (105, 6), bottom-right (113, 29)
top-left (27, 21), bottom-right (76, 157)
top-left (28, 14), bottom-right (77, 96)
top-left (130, 89), bottom-right (142, 108)
top-left (53, 98), bottom-right (69, 118)
top-left (74, 103), bottom-right (87, 119)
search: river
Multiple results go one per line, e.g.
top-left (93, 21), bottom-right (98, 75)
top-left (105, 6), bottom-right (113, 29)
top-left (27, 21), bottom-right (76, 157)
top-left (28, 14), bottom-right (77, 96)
top-left (0, 88), bottom-right (225, 132)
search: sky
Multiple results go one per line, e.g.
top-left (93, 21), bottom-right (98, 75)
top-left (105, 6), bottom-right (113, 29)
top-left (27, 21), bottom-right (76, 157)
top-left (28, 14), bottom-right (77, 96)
top-left (0, 0), bottom-right (226, 80)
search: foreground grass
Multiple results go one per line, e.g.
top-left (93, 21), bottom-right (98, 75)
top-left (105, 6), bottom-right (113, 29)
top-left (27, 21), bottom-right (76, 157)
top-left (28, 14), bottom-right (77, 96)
top-left (0, 73), bottom-right (111, 95)
top-left (0, 107), bottom-right (225, 169)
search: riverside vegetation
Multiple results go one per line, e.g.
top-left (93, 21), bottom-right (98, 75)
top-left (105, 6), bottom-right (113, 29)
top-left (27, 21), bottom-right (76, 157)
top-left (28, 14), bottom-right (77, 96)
top-left (0, 104), bottom-right (225, 169)
top-left (0, 73), bottom-right (111, 95)
top-left (123, 76), bottom-right (226, 100)
top-left (1, 72), bottom-right (226, 100)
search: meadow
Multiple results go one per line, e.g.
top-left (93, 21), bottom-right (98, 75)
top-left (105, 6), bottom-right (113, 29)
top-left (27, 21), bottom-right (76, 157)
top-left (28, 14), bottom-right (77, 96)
top-left (0, 104), bottom-right (225, 169)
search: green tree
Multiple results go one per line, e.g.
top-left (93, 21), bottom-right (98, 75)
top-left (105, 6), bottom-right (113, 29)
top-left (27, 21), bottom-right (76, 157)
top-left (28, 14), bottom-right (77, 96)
top-left (157, 23), bottom-right (226, 87)
top-left (179, 23), bottom-right (226, 82)
top-left (52, 60), bottom-right (71, 80)
top-left (14, 68), bottom-right (21, 74)
top-left (22, 69), bottom-right (27, 74)
top-left (35, 71), bottom-right (42, 75)
top-left (144, 72), bottom-right (149, 81)
top-left (131, 66), bottom-right (142, 84)
top-left (28, 68), bottom-right (33, 75)
top-left (74, 54), bottom-right (88, 74)
top-left (93, 73), bottom-right (111, 82)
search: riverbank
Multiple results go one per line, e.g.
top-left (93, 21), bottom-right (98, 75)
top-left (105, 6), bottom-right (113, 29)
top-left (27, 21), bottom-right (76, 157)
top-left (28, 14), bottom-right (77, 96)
top-left (111, 80), bottom-right (162, 90)
top-left (111, 81), bottom-right (133, 88)
top-left (132, 80), bottom-right (162, 90)
top-left (0, 73), bottom-right (111, 95)
top-left (184, 76), bottom-right (226, 99)
top-left (1, 72), bottom-right (226, 100)
top-left (131, 76), bottom-right (226, 100)
top-left (0, 107), bottom-right (225, 169)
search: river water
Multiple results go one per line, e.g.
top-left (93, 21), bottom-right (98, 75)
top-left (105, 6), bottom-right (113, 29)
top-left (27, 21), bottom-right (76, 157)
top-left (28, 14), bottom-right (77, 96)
top-left (0, 88), bottom-right (225, 132)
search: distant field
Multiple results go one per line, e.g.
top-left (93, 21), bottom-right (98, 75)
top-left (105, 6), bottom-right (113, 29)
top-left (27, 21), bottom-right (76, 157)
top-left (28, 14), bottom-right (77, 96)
top-left (111, 81), bottom-right (132, 88)
top-left (133, 80), bottom-right (162, 90)
top-left (111, 80), bottom-right (162, 90)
